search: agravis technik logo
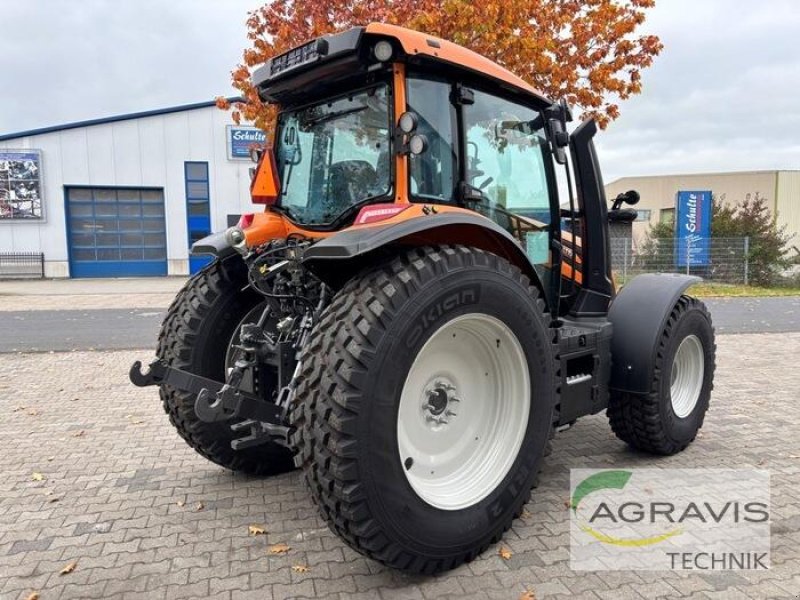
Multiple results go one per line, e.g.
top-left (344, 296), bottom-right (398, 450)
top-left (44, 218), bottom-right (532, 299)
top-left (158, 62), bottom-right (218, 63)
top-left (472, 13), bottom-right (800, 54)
top-left (569, 469), bottom-right (770, 571)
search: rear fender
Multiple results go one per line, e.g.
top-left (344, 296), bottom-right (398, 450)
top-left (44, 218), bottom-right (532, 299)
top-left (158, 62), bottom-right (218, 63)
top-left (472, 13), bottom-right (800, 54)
top-left (608, 273), bottom-right (702, 394)
top-left (191, 231), bottom-right (235, 259)
top-left (302, 212), bottom-right (549, 306)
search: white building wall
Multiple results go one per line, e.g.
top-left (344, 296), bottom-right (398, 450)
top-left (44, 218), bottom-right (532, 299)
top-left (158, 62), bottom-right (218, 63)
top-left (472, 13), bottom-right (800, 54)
top-left (0, 105), bottom-right (259, 277)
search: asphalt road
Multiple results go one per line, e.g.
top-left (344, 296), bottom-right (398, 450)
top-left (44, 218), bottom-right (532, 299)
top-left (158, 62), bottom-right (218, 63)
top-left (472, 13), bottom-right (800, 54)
top-left (0, 297), bottom-right (798, 353)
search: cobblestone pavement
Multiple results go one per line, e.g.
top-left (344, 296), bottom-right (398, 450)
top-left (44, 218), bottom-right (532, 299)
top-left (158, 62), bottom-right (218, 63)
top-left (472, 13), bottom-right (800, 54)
top-left (1, 334), bottom-right (798, 600)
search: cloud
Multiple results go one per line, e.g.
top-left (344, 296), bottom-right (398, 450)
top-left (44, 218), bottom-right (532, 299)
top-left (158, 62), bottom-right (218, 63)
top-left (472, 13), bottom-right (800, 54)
top-left (1, 0), bottom-right (797, 183)
top-left (0, 0), bottom-right (259, 134)
top-left (596, 0), bottom-right (800, 182)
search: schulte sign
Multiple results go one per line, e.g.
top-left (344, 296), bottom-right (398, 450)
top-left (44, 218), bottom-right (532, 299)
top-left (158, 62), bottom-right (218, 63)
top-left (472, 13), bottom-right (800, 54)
top-left (674, 190), bottom-right (712, 267)
top-left (226, 126), bottom-right (267, 160)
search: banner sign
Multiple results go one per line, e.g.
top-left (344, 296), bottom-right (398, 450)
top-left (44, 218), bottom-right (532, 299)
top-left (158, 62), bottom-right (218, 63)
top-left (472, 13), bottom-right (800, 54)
top-left (0, 149), bottom-right (43, 219)
top-left (675, 190), bottom-right (712, 267)
top-left (227, 126), bottom-right (267, 160)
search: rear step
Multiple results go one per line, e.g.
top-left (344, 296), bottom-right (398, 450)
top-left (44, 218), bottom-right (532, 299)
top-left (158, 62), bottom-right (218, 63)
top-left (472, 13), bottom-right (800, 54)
top-left (556, 319), bottom-right (613, 425)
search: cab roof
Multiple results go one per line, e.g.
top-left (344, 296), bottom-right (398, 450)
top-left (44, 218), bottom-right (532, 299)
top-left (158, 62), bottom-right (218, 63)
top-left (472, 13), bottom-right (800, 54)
top-left (253, 23), bottom-right (552, 107)
top-left (365, 23), bottom-right (550, 103)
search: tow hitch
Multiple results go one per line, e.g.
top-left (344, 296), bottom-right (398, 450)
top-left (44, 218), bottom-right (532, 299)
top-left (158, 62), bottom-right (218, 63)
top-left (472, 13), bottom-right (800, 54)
top-left (129, 359), bottom-right (288, 445)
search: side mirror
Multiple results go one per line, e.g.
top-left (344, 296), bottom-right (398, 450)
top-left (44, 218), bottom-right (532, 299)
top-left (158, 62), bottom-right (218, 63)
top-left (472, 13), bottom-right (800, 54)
top-left (611, 190), bottom-right (640, 210)
top-left (545, 100), bottom-right (572, 165)
top-left (548, 119), bottom-right (569, 165)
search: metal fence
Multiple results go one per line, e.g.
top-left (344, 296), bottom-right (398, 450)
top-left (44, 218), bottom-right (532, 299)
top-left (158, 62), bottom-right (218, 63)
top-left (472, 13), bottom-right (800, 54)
top-left (0, 252), bottom-right (45, 279)
top-left (611, 237), bottom-right (750, 285)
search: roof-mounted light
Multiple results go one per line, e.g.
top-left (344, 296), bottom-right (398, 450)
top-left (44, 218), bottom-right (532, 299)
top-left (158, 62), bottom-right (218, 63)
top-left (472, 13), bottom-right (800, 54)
top-left (373, 40), bottom-right (394, 62)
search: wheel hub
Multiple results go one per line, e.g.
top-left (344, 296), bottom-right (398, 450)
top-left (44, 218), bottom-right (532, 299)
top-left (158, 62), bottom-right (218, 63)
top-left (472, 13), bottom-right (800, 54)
top-left (422, 381), bottom-right (460, 426)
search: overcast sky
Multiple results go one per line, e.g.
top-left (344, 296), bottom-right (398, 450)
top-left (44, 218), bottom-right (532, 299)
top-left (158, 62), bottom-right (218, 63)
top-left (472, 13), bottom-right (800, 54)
top-left (1, 0), bottom-right (798, 182)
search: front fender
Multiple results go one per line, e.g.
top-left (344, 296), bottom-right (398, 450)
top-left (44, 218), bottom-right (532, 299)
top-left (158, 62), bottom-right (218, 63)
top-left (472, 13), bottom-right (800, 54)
top-left (607, 273), bottom-right (701, 394)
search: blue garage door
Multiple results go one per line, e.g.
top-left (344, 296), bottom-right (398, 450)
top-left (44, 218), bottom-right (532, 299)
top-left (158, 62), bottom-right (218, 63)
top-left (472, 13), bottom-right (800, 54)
top-left (65, 186), bottom-right (168, 278)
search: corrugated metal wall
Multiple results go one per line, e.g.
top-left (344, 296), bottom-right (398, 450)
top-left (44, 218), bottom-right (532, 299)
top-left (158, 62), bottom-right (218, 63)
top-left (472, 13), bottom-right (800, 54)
top-left (0, 106), bottom-right (256, 277)
top-left (776, 172), bottom-right (800, 250)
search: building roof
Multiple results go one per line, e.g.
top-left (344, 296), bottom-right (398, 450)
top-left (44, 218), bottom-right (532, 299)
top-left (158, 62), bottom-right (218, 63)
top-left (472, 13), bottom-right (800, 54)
top-left (0, 97), bottom-right (241, 142)
top-left (607, 169), bottom-right (800, 186)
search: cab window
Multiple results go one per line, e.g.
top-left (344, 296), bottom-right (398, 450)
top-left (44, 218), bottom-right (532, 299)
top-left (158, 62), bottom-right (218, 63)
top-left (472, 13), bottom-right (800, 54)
top-left (406, 76), bottom-right (457, 202)
top-left (463, 90), bottom-right (551, 224)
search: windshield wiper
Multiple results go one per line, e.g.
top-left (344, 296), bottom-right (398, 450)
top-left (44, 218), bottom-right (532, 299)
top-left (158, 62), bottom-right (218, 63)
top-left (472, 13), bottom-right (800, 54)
top-left (303, 106), bottom-right (368, 127)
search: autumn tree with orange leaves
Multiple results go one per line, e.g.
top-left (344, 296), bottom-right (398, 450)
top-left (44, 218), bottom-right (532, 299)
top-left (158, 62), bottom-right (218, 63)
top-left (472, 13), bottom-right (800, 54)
top-left (218, 0), bottom-right (662, 132)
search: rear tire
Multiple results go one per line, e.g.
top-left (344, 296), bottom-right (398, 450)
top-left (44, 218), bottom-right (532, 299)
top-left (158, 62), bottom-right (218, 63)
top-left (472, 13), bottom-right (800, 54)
top-left (157, 257), bottom-right (294, 475)
top-left (291, 246), bottom-right (558, 573)
top-left (607, 295), bottom-right (715, 455)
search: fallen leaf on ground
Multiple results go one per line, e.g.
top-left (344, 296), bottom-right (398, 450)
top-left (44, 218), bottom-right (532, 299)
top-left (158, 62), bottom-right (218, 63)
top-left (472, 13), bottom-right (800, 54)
top-left (24, 592), bottom-right (39, 600)
top-left (248, 525), bottom-right (267, 536)
top-left (32, 472), bottom-right (45, 482)
top-left (59, 561), bottom-right (77, 575)
top-left (13, 406), bottom-right (26, 412)
top-left (563, 499), bottom-right (572, 509)
top-left (71, 430), bottom-right (85, 438)
top-left (268, 543), bottom-right (290, 555)
top-left (46, 456), bottom-right (55, 462)
top-left (195, 502), bottom-right (204, 511)
top-left (48, 497), bottom-right (60, 503)
top-left (291, 564), bottom-right (310, 573)
top-left (177, 500), bottom-right (186, 508)
top-left (520, 508), bottom-right (532, 520)
top-left (499, 547), bottom-right (513, 560)
top-left (519, 589), bottom-right (536, 600)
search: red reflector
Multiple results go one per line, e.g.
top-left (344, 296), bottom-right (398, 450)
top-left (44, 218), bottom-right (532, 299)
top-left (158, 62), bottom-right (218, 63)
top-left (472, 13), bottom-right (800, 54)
top-left (237, 213), bottom-right (255, 229)
top-left (355, 204), bottom-right (410, 225)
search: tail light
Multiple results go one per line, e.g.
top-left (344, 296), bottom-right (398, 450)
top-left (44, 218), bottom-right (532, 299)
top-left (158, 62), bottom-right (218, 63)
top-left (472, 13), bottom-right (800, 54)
top-left (237, 213), bottom-right (255, 229)
top-left (250, 148), bottom-right (280, 205)
top-left (355, 203), bottom-right (410, 225)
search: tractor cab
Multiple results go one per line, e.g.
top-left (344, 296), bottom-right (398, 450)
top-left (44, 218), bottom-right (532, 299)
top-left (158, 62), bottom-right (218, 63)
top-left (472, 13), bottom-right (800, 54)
top-left (244, 23), bottom-right (622, 317)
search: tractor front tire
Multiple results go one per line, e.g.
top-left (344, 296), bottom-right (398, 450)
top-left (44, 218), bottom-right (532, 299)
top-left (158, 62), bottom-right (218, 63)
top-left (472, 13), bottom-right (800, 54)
top-left (157, 257), bottom-right (294, 475)
top-left (291, 246), bottom-right (558, 573)
top-left (608, 295), bottom-right (715, 455)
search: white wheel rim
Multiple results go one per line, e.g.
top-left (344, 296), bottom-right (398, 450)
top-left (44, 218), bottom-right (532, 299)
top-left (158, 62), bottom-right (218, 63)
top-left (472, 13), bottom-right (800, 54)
top-left (397, 313), bottom-right (530, 511)
top-left (670, 334), bottom-right (704, 418)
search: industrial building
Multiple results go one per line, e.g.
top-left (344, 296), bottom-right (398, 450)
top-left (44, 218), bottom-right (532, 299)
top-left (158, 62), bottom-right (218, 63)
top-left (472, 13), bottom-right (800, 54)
top-left (606, 170), bottom-right (800, 245)
top-left (0, 99), bottom-right (263, 278)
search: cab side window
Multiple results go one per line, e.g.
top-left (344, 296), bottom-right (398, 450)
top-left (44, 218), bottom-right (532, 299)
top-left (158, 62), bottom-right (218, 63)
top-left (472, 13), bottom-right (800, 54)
top-left (463, 91), bottom-right (551, 224)
top-left (462, 90), bottom-right (553, 267)
top-left (406, 77), bottom-right (457, 202)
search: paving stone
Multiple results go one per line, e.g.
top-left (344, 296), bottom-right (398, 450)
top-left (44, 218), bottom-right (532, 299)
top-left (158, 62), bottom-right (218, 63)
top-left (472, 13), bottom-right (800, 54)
top-left (0, 337), bottom-right (797, 599)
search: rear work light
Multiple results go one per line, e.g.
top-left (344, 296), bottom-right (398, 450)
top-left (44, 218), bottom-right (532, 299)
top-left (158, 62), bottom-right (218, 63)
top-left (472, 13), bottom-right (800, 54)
top-left (355, 204), bottom-right (410, 225)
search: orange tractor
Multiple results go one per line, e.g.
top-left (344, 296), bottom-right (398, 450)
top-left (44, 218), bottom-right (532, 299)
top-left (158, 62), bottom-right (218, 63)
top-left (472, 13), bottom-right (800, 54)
top-left (131, 23), bottom-right (715, 573)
